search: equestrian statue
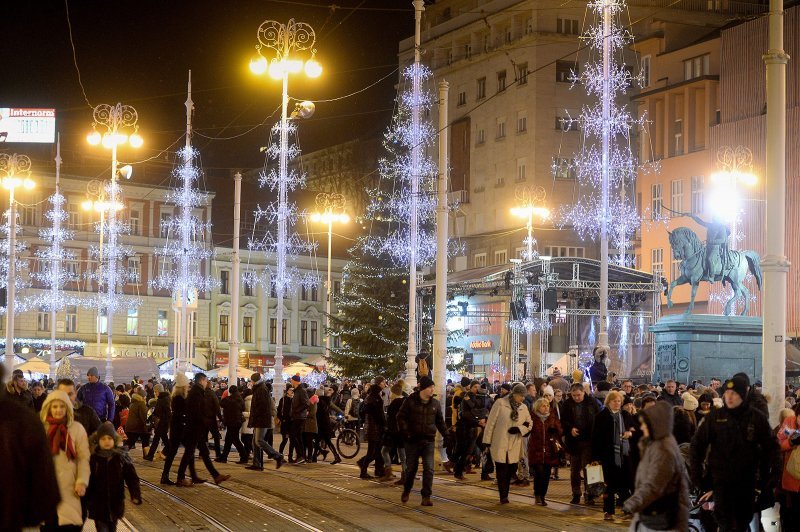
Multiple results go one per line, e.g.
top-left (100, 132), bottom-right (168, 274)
top-left (666, 213), bottom-right (762, 316)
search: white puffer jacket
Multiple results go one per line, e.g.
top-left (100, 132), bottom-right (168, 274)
top-left (482, 396), bottom-right (532, 464)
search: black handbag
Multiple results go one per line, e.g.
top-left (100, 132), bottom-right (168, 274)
top-left (638, 491), bottom-right (679, 530)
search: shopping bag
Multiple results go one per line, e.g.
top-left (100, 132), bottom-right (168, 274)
top-left (586, 463), bottom-right (604, 485)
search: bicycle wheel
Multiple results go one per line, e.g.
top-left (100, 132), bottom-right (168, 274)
top-left (337, 429), bottom-right (360, 459)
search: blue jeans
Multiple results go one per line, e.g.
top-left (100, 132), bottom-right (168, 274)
top-left (404, 440), bottom-right (434, 497)
top-left (381, 444), bottom-right (406, 476)
top-left (253, 427), bottom-right (281, 467)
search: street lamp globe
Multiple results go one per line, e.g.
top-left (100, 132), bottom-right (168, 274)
top-left (129, 133), bottom-right (144, 148)
top-left (304, 58), bottom-right (322, 78)
top-left (87, 130), bottom-right (102, 146)
top-left (249, 56), bottom-right (268, 75)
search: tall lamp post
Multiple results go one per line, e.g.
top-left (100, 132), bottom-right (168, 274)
top-left (510, 185), bottom-right (550, 379)
top-left (310, 193), bottom-right (349, 358)
top-left (250, 19), bottom-right (321, 401)
top-left (87, 103), bottom-right (142, 383)
top-left (0, 154), bottom-right (35, 377)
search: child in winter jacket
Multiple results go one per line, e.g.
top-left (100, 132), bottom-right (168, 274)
top-left (86, 421), bottom-right (142, 531)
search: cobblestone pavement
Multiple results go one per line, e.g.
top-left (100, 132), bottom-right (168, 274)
top-left (118, 448), bottom-right (628, 532)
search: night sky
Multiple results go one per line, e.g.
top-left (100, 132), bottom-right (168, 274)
top-left (0, 0), bottom-right (415, 176)
top-left (1, 0), bottom-right (417, 255)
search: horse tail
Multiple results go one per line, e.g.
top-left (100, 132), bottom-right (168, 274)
top-left (745, 251), bottom-right (763, 290)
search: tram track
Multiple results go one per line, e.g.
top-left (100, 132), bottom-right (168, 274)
top-left (139, 479), bottom-right (233, 531)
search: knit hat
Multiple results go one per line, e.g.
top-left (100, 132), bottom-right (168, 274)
top-left (511, 383), bottom-right (526, 396)
top-left (291, 374), bottom-right (302, 383)
top-left (87, 366), bottom-right (99, 377)
top-left (682, 392), bottom-right (699, 411)
top-left (251, 372), bottom-right (262, 383)
top-left (96, 421), bottom-right (116, 441)
top-left (175, 373), bottom-right (190, 388)
top-left (596, 381), bottom-right (612, 392)
top-left (542, 385), bottom-right (554, 397)
top-left (571, 369), bottom-right (583, 383)
top-left (712, 397), bottom-right (723, 408)
top-left (418, 376), bottom-right (435, 390)
top-left (724, 373), bottom-right (750, 401)
top-left (154, 384), bottom-right (165, 394)
top-left (500, 383), bottom-right (512, 392)
top-left (552, 367), bottom-right (562, 377)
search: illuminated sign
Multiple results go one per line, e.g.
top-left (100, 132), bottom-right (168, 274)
top-left (469, 340), bottom-right (493, 349)
top-left (0, 108), bottom-right (56, 143)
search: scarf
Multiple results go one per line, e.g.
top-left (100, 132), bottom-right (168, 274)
top-left (46, 416), bottom-right (77, 460)
top-left (509, 396), bottom-right (522, 422)
top-left (535, 411), bottom-right (549, 423)
top-left (611, 410), bottom-right (629, 467)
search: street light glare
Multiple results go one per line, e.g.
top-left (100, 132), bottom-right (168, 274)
top-left (22, 178), bottom-right (34, 190)
top-left (249, 56), bottom-right (268, 75)
top-left (87, 131), bottom-right (101, 146)
top-left (129, 133), bottom-right (144, 148)
top-left (304, 58), bottom-right (322, 78)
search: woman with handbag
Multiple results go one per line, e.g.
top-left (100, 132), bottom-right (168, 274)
top-left (623, 400), bottom-right (690, 531)
top-left (591, 390), bottom-right (636, 521)
top-left (527, 397), bottom-right (563, 506)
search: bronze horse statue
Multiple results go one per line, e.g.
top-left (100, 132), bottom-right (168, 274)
top-left (667, 227), bottom-right (762, 316)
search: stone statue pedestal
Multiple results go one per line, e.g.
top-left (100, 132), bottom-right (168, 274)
top-left (650, 314), bottom-right (762, 384)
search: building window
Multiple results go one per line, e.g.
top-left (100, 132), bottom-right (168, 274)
top-left (497, 70), bottom-right (506, 92)
top-left (557, 17), bottom-right (579, 35)
top-left (517, 111), bottom-right (527, 133)
top-left (301, 285), bottom-right (308, 300)
top-left (505, 26), bottom-right (513, 44)
top-left (333, 280), bottom-right (341, 296)
top-left (496, 117), bottom-right (506, 139)
top-left (671, 258), bottom-right (681, 282)
top-left (311, 286), bottom-right (318, 302)
top-left (691, 175), bottom-right (704, 214)
top-left (243, 316), bottom-right (253, 343)
top-left (640, 55), bottom-right (651, 88)
top-left (477, 77), bottom-right (486, 99)
top-left (556, 114), bottom-right (578, 131)
top-left (670, 179), bottom-right (684, 216)
top-left (270, 284), bottom-right (277, 298)
top-left (67, 203), bottom-right (80, 228)
top-left (126, 308), bottom-right (139, 336)
top-left (651, 183), bottom-right (663, 219)
top-left (129, 208), bottom-right (140, 236)
top-left (476, 128), bottom-right (486, 145)
top-left (556, 60), bottom-right (577, 83)
top-left (652, 248), bottom-right (664, 278)
top-left (20, 204), bottom-right (36, 226)
top-left (37, 308), bottom-right (50, 332)
top-left (517, 62), bottom-right (528, 85)
top-left (243, 282), bottom-right (253, 297)
top-left (219, 314), bottom-right (229, 342)
top-left (544, 246), bottom-right (585, 258)
top-left (474, 253), bottom-right (487, 268)
top-left (127, 258), bottom-right (140, 284)
top-left (160, 213), bottom-right (171, 239)
top-left (674, 118), bottom-right (683, 155)
top-left (97, 309), bottom-right (107, 335)
top-left (157, 310), bottom-right (168, 337)
top-left (333, 334), bottom-right (341, 349)
top-left (553, 157), bottom-right (576, 180)
top-left (446, 50), bottom-right (453, 65)
top-left (270, 318), bottom-right (288, 345)
top-left (516, 158), bottom-right (527, 182)
top-left (301, 320), bottom-right (308, 346)
top-left (494, 249), bottom-right (508, 265)
top-left (66, 305), bottom-right (77, 333)
top-left (220, 270), bottom-right (229, 295)
top-left (464, 43), bottom-right (472, 59)
top-left (66, 260), bottom-right (79, 279)
top-left (311, 321), bottom-right (319, 346)
top-left (684, 54), bottom-right (710, 81)
top-left (457, 90), bottom-right (466, 107)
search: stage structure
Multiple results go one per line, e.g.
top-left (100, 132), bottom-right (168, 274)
top-left (419, 257), bottom-right (664, 381)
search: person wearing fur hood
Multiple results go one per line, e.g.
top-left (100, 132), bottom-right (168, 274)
top-left (86, 422), bottom-right (141, 530)
top-left (40, 389), bottom-right (91, 529)
top-left (623, 401), bottom-right (690, 531)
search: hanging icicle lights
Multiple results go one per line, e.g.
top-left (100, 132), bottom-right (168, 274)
top-left (151, 145), bottom-right (217, 295)
top-left (362, 63), bottom-right (440, 266)
top-left (0, 209), bottom-right (29, 314)
top-left (557, 0), bottom-right (647, 266)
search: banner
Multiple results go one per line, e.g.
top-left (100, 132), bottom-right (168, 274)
top-left (0, 108), bottom-right (56, 143)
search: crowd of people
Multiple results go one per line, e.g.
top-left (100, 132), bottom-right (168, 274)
top-left (2, 346), bottom-right (800, 531)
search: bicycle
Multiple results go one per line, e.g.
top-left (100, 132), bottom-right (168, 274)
top-left (331, 414), bottom-right (360, 459)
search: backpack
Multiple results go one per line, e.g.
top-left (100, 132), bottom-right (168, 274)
top-left (348, 398), bottom-right (362, 419)
top-left (358, 399), bottom-right (368, 420)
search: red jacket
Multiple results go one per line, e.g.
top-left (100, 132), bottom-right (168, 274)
top-left (527, 412), bottom-right (563, 466)
top-left (777, 416), bottom-right (800, 493)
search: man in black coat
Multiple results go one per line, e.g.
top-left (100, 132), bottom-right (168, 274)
top-left (145, 384), bottom-right (172, 461)
top-left (658, 380), bottom-right (683, 407)
top-left (175, 374), bottom-right (229, 486)
top-left (4, 369), bottom-right (34, 409)
top-left (453, 380), bottom-right (488, 480)
top-left (0, 365), bottom-right (60, 531)
top-left (246, 374), bottom-right (283, 470)
top-left (289, 375), bottom-right (309, 463)
top-left (561, 382), bottom-right (600, 504)
top-left (203, 383), bottom-right (223, 459)
top-left (396, 376), bottom-right (448, 507)
top-left (690, 373), bottom-right (780, 531)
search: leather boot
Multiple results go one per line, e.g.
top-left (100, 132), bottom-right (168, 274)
top-left (393, 472), bottom-right (406, 486)
top-left (378, 465), bottom-right (394, 482)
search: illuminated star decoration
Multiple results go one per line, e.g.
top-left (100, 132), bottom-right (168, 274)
top-left (556, 0), bottom-right (651, 267)
top-left (86, 180), bottom-right (140, 316)
top-left (151, 145), bottom-right (217, 296)
top-left (27, 189), bottom-right (81, 312)
top-left (247, 120), bottom-right (319, 295)
top-left (0, 209), bottom-right (29, 314)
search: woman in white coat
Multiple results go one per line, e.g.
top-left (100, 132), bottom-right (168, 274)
top-left (41, 389), bottom-right (91, 531)
top-left (483, 382), bottom-right (532, 504)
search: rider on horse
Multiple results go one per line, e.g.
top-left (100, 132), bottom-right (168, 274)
top-left (690, 214), bottom-right (731, 282)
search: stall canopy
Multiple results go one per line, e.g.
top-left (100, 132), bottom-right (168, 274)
top-left (58, 357), bottom-right (159, 385)
top-left (206, 365), bottom-right (254, 379)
